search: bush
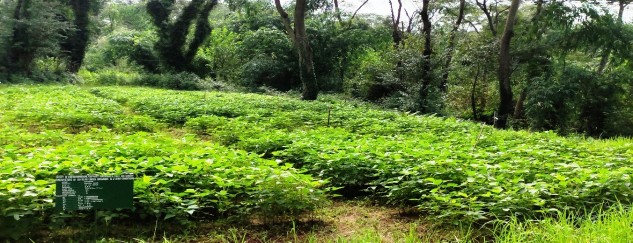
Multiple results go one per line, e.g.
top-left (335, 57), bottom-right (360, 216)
top-left (197, 27), bottom-right (242, 81)
top-left (237, 28), bottom-right (298, 91)
top-left (78, 68), bottom-right (142, 86)
top-left (157, 72), bottom-right (204, 91)
top-left (125, 72), bottom-right (240, 92)
top-left (525, 67), bottom-right (633, 137)
top-left (83, 28), bottom-right (159, 72)
top-left (344, 47), bottom-right (395, 101)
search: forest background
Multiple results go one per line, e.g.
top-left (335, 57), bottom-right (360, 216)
top-left (1, 0), bottom-right (632, 137)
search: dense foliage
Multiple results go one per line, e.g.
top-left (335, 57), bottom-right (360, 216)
top-left (2, 85), bottom-right (631, 241)
top-left (2, 0), bottom-right (632, 137)
top-left (1, 85), bottom-right (632, 240)
top-left (3, 0), bottom-right (633, 241)
top-left (89, 87), bottom-right (633, 224)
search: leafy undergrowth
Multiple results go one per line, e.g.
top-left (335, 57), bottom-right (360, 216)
top-left (1, 85), bottom-right (633, 242)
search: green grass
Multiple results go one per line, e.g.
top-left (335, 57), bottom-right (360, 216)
top-left (496, 205), bottom-right (633, 243)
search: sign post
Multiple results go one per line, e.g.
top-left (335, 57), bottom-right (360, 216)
top-left (55, 174), bottom-right (135, 240)
top-left (55, 174), bottom-right (135, 211)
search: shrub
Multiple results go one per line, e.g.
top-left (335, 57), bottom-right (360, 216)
top-left (525, 67), bottom-right (633, 137)
top-left (237, 28), bottom-right (298, 91)
top-left (134, 72), bottom-right (204, 90)
top-left (83, 28), bottom-right (159, 72)
top-left (197, 27), bottom-right (242, 81)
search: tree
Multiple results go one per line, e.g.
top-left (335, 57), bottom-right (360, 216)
top-left (7, 0), bottom-right (34, 74)
top-left (146, 0), bottom-right (218, 72)
top-left (101, 1), bottom-right (153, 33)
top-left (274, 0), bottom-right (319, 100)
top-left (496, 0), bottom-right (521, 128)
top-left (596, 0), bottom-right (630, 73)
top-left (475, 0), bottom-right (498, 37)
top-left (512, 0), bottom-right (546, 119)
top-left (64, 0), bottom-right (92, 73)
top-left (333, 0), bottom-right (343, 23)
top-left (440, 0), bottom-right (465, 93)
top-left (388, 0), bottom-right (403, 47)
top-left (521, 3), bottom-right (633, 137)
top-left (418, 0), bottom-right (434, 112)
top-left (3, 0), bottom-right (70, 76)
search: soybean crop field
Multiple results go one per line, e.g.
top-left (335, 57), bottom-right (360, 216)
top-left (1, 85), bottom-right (632, 242)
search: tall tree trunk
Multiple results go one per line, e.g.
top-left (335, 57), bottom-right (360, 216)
top-left (440, 0), bottom-right (465, 93)
top-left (274, 0), bottom-right (319, 100)
top-left (388, 0), bottom-right (403, 47)
top-left (513, 0), bottom-right (543, 119)
top-left (597, 51), bottom-right (609, 73)
top-left (496, 0), bottom-right (521, 128)
top-left (513, 88), bottom-right (527, 118)
top-left (295, 0), bottom-right (318, 100)
top-left (333, 0), bottom-right (343, 23)
top-left (481, 70), bottom-right (487, 109)
top-left (185, 0), bottom-right (218, 62)
top-left (11, 0), bottom-right (23, 31)
top-left (66, 0), bottom-right (91, 73)
top-left (418, 0), bottom-right (433, 111)
top-left (9, 0), bottom-right (35, 74)
top-left (472, 68), bottom-right (480, 120)
top-left (6, 0), bottom-right (23, 75)
top-left (148, 0), bottom-right (218, 73)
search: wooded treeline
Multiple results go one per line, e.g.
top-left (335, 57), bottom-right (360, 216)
top-left (1, 0), bottom-right (632, 137)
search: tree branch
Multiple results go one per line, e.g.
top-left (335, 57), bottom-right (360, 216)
top-left (389, 0), bottom-right (396, 25)
top-left (333, 0), bottom-right (343, 23)
top-left (467, 20), bottom-right (480, 34)
top-left (405, 9), bottom-right (418, 33)
top-left (350, 0), bottom-right (370, 21)
top-left (274, 0), bottom-right (295, 42)
top-left (476, 0), bottom-right (497, 36)
top-left (396, 0), bottom-right (402, 26)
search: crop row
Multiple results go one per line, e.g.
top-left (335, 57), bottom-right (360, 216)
top-left (92, 87), bottom-right (633, 223)
top-left (185, 116), bottom-right (633, 222)
top-left (91, 86), bottom-right (477, 136)
top-left (0, 86), bottom-right (162, 132)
